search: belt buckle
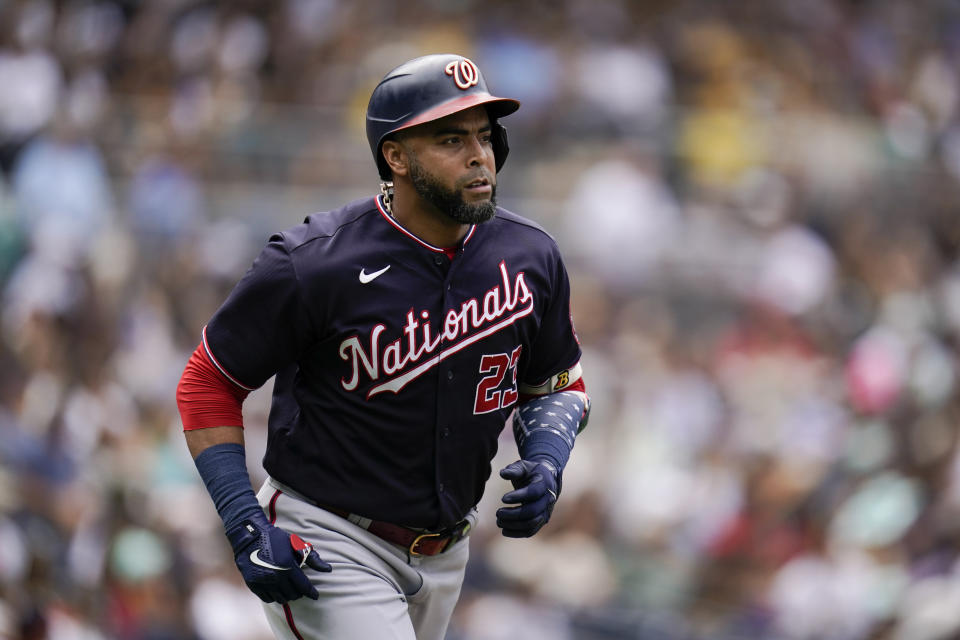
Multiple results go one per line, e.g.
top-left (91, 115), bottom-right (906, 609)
top-left (409, 531), bottom-right (442, 557)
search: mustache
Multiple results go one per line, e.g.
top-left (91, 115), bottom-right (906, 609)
top-left (457, 169), bottom-right (495, 188)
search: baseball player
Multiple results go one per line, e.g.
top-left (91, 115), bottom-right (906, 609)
top-left (176, 53), bottom-right (590, 640)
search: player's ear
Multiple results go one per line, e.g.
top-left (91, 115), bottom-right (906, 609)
top-left (381, 139), bottom-right (409, 178)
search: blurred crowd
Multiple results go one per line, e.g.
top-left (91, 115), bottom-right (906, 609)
top-left (0, 0), bottom-right (959, 638)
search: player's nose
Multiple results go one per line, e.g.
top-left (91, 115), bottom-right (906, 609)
top-left (465, 135), bottom-right (490, 167)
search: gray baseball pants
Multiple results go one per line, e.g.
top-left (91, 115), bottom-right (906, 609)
top-left (255, 477), bottom-right (474, 640)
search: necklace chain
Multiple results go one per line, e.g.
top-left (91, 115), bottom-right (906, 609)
top-left (379, 181), bottom-right (394, 216)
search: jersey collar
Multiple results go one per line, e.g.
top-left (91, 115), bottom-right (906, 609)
top-left (376, 195), bottom-right (476, 253)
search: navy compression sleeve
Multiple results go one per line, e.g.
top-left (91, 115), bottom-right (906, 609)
top-left (194, 443), bottom-right (269, 532)
top-left (513, 390), bottom-right (590, 473)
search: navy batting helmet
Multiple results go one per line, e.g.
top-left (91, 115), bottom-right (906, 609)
top-left (366, 54), bottom-right (521, 181)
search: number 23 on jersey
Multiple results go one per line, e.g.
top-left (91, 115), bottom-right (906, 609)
top-left (474, 345), bottom-right (522, 414)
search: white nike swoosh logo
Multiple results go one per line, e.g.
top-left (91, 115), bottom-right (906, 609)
top-left (249, 549), bottom-right (289, 571)
top-left (359, 265), bottom-right (391, 284)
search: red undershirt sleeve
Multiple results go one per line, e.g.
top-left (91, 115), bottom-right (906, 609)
top-left (176, 343), bottom-right (251, 431)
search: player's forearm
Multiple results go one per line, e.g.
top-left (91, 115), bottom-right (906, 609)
top-left (192, 441), bottom-right (264, 525)
top-left (176, 339), bottom-right (263, 523)
top-left (185, 425), bottom-right (245, 459)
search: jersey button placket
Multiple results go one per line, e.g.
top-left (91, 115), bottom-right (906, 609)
top-left (435, 252), bottom-right (460, 520)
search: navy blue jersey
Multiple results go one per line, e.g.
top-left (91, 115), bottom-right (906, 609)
top-left (204, 195), bottom-right (581, 528)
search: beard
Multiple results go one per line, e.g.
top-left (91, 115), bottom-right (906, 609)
top-left (408, 157), bottom-right (497, 224)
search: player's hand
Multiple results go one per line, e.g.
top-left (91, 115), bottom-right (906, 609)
top-left (226, 515), bottom-right (332, 603)
top-left (496, 458), bottom-right (560, 538)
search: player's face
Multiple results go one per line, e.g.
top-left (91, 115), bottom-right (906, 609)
top-left (402, 107), bottom-right (498, 224)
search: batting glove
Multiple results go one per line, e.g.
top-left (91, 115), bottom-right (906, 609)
top-left (496, 458), bottom-right (560, 538)
top-left (226, 513), bottom-right (332, 603)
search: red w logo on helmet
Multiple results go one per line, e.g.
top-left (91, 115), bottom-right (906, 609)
top-left (444, 58), bottom-right (480, 90)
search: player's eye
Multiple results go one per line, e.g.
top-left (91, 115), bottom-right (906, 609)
top-left (442, 136), bottom-right (460, 145)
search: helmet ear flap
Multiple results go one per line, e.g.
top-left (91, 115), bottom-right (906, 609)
top-left (492, 122), bottom-right (510, 173)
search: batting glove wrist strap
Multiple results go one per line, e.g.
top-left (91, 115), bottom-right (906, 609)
top-left (225, 518), bottom-right (267, 552)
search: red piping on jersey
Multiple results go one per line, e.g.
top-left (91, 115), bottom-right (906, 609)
top-left (460, 223), bottom-right (476, 247)
top-left (376, 195), bottom-right (476, 252)
top-left (176, 343), bottom-right (249, 430)
top-left (202, 325), bottom-right (256, 391)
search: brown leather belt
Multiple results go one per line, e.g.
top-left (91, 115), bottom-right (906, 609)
top-left (322, 506), bottom-right (472, 557)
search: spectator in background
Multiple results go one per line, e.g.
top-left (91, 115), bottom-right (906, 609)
top-left (10, 118), bottom-right (113, 265)
top-left (0, 0), bottom-right (62, 175)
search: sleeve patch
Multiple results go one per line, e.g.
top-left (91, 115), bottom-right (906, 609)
top-left (519, 361), bottom-right (583, 396)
